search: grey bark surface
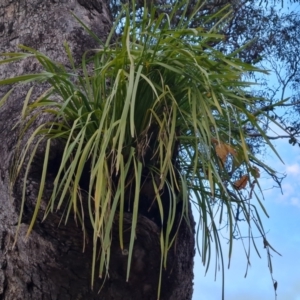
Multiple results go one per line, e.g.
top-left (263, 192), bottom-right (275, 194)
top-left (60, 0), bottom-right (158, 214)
top-left (0, 1), bottom-right (195, 299)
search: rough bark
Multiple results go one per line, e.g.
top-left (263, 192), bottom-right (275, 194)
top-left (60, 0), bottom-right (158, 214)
top-left (0, 1), bottom-right (195, 299)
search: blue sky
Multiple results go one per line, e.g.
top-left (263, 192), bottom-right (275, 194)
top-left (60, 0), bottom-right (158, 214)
top-left (192, 135), bottom-right (300, 299)
top-left (192, 3), bottom-right (300, 297)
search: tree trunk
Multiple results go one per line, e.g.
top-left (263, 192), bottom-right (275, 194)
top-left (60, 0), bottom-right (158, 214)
top-left (0, 1), bottom-right (195, 299)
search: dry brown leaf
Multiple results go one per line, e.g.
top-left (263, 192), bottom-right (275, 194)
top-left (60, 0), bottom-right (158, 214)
top-left (214, 142), bottom-right (237, 163)
top-left (233, 175), bottom-right (248, 190)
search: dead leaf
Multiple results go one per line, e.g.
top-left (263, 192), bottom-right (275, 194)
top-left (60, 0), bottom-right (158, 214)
top-left (213, 140), bottom-right (237, 163)
top-left (233, 175), bottom-right (248, 190)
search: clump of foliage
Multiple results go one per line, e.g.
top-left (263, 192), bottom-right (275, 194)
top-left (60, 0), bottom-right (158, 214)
top-left (0, 0), bottom-right (284, 298)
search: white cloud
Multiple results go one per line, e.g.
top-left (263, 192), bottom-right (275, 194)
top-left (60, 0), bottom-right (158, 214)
top-left (290, 197), bottom-right (300, 208)
top-left (275, 185), bottom-right (300, 209)
top-left (263, 180), bottom-right (300, 209)
top-left (286, 163), bottom-right (300, 176)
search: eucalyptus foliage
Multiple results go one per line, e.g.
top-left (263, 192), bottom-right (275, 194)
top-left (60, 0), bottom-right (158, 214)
top-left (0, 0), bottom-right (283, 298)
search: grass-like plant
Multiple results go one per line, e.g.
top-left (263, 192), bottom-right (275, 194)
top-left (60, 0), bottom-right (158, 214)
top-left (0, 0), bottom-right (283, 298)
